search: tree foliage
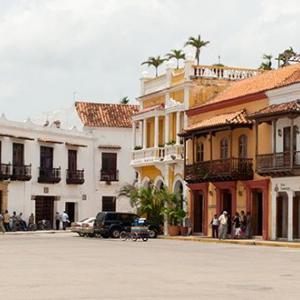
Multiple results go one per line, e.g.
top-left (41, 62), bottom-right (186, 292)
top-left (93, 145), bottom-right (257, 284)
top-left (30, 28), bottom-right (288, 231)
top-left (166, 49), bottom-right (185, 69)
top-left (184, 34), bottom-right (210, 65)
top-left (141, 56), bottom-right (166, 77)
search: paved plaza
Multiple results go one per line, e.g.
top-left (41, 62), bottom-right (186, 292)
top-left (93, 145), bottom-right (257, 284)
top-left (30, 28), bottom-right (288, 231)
top-left (0, 233), bottom-right (300, 300)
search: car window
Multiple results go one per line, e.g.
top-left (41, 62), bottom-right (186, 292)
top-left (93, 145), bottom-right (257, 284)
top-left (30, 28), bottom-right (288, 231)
top-left (96, 213), bottom-right (105, 222)
top-left (105, 213), bottom-right (117, 221)
top-left (79, 218), bottom-right (88, 223)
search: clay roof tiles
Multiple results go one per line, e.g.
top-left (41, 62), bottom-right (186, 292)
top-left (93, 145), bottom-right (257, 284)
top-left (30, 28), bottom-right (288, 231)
top-left (75, 101), bottom-right (139, 128)
top-left (133, 104), bottom-right (165, 116)
top-left (198, 63), bottom-right (300, 108)
top-left (185, 110), bottom-right (252, 132)
top-left (249, 100), bottom-right (300, 119)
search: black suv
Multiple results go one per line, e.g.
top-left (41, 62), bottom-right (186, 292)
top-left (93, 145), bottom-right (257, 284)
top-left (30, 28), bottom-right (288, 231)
top-left (94, 212), bottom-right (139, 238)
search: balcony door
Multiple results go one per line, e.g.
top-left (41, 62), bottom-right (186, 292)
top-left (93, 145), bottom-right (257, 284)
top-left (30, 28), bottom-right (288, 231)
top-left (283, 127), bottom-right (297, 166)
top-left (102, 153), bottom-right (117, 180)
top-left (68, 150), bottom-right (77, 171)
top-left (13, 143), bottom-right (24, 166)
top-left (40, 146), bottom-right (53, 169)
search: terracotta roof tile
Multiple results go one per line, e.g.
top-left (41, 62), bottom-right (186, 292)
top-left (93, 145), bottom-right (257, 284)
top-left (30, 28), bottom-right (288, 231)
top-left (199, 63), bottom-right (300, 107)
top-left (75, 101), bottom-right (139, 128)
top-left (133, 104), bottom-right (164, 116)
top-left (185, 110), bottom-right (252, 132)
top-left (249, 100), bottom-right (300, 119)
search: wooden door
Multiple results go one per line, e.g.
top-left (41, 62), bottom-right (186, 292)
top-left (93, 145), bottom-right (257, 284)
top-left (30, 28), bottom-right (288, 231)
top-left (13, 143), bottom-right (24, 166)
top-left (65, 202), bottom-right (75, 224)
top-left (35, 197), bottom-right (54, 227)
top-left (102, 196), bottom-right (116, 212)
top-left (68, 150), bottom-right (77, 171)
top-left (102, 153), bottom-right (117, 172)
top-left (40, 146), bottom-right (53, 169)
top-left (193, 193), bottom-right (203, 233)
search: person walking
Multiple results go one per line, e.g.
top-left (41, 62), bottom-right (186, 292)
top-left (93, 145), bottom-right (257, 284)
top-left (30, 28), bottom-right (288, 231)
top-left (232, 212), bottom-right (241, 239)
top-left (3, 210), bottom-right (10, 231)
top-left (28, 213), bottom-right (35, 231)
top-left (240, 210), bottom-right (247, 238)
top-left (218, 211), bottom-right (228, 240)
top-left (0, 212), bottom-right (6, 233)
top-left (61, 211), bottom-right (69, 230)
top-left (245, 211), bottom-right (252, 239)
top-left (11, 211), bottom-right (18, 232)
top-left (55, 212), bottom-right (61, 230)
top-left (18, 213), bottom-right (27, 231)
top-left (210, 214), bottom-right (219, 238)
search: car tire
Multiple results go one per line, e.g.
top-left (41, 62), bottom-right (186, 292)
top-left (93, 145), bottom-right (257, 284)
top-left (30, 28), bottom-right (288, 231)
top-left (111, 228), bottom-right (121, 238)
top-left (148, 229), bottom-right (157, 238)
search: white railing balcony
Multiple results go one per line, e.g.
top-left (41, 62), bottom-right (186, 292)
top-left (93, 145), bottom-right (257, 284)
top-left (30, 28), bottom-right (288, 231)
top-left (131, 145), bottom-right (184, 166)
top-left (192, 65), bottom-right (264, 81)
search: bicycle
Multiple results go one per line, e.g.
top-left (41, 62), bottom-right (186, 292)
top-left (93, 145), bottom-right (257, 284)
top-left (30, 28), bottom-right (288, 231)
top-left (120, 230), bottom-right (148, 242)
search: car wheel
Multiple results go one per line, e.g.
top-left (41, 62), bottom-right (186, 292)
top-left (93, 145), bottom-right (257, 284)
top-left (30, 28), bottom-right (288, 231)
top-left (148, 229), bottom-right (157, 238)
top-left (111, 228), bottom-right (121, 238)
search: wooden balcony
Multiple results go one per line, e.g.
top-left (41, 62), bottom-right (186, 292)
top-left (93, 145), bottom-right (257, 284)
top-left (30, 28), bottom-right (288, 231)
top-left (185, 157), bottom-right (254, 183)
top-left (66, 169), bottom-right (84, 185)
top-left (100, 169), bottom-right (119, 182)
top-left (10, 164), bottom-right (32, 181)
top-left (0, 163), bottom-right (11, 180)
top-left (256, 151), bottom-right (300, 176)
top-left (38, 167), bottom-right (61, 184)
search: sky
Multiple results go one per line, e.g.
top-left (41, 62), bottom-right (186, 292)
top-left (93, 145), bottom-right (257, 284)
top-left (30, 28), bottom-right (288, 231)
top-left (1, 0), bottom-right (300, 121)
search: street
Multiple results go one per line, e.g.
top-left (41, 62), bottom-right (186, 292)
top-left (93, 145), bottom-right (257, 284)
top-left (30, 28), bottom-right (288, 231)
top-left (0, 233), bottom-right (300, 300)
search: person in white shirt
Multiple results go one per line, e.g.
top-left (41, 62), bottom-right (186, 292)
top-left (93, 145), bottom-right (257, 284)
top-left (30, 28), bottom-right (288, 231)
top-left (61, 211), bottom-right (69, 230)
top-left (210, 214), bottom-right (219, 238)
top-left (218, 211), bottom-right (228, 240)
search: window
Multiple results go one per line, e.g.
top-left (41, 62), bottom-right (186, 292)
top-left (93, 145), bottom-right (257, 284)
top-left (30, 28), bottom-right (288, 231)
top-left (101, 153), bottom-right (118, 181)
top-left (13, 143), bottom-right (24, 166)
top-left (102, 197), bottom-right (116, 212)
top-left (40, 146), bottom-right (53, 169)
top-left (238, 135), bottom-right (248, 158)
top-left (196, 140), bottom-right (204, 162)
top-left (220, 138), bottom-right (228, 159)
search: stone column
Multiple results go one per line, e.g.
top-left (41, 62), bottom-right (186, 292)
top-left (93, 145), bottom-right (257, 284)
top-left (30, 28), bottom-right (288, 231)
top-left (271, 191), bottom-right (277, 240)
top-left (139, 121), bottom-right (143, 148)
top-left (143, 119), bottom-right (147, 149)
top-left (287, 190), bottom-right (294, 241)
top-left (132, 121), bottom-right (136, 149)
top-left (154, 115), bottom-right (159, 148)
top-left (176, 111), bottom-right (181, 145)
top-left (165, 114), bottom-right (169, 144)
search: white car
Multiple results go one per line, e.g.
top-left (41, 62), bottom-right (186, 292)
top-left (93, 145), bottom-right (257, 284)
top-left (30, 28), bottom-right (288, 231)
top-left (71, 218), bottom-right (95, 236)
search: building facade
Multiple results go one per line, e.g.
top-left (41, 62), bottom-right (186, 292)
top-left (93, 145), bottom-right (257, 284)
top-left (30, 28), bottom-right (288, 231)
top-left (0, 101), bottom-right (139, 227)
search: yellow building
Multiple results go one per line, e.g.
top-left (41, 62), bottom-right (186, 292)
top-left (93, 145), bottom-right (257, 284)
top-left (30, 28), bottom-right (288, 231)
top-left (131, 56), bottom-right (262, 232)
top-left (182, 63), bottom-right (300, 240)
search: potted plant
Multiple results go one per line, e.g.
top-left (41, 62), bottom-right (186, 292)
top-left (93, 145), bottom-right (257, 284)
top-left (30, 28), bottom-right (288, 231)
top-left (134, 146), bottom-right (142, 150)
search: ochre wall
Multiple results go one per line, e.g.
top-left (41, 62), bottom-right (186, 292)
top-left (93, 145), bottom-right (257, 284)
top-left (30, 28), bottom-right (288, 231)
top-left (146, 118), bottom-right (154, 148)
top-left (143, 95), bottom-right (165, 109)
top-left (140, 166), bottom-right (162, 181)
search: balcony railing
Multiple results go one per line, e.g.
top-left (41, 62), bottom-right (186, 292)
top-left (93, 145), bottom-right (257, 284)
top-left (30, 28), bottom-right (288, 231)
top-left (11, 164), bottom-right (32, 181)
top-left (38, 167), bottom-right (61, 183)
top-left (0, 163), bottom-right (11, 180)
top-left (185, 157), bottom-right (254, 183)
top-left (100, 169), bottom-right (119, 182)
top-left (192, 65), bottom-right (263, 81)
top-left (131, 145), bottom-right (183, 166)
top-left (256, 151), bottom-right (300, 175)
top-left (66, 169), bottom-right (84, 184)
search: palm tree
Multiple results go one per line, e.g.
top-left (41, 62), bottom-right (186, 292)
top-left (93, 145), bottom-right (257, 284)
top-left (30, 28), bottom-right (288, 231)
top-left (276, 47), bottom-right (296, 67)
top-left (166, 49), bottom-right (185, 69)
top-left (120, 96), bottom-right (130, 104)
top-left (259, 54), bottom-right (273, 70)
top-left (141, 56), bottom-right (166, 77)
top-left (184, 34), bottom-right (210, 65)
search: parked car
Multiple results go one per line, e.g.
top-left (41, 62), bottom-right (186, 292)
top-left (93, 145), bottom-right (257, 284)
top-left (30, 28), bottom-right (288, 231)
top-left (71, 218), bottom-right (95, 236)
top-left (81, 218), bottom-right (96, 237)
top-left (94, 212), bottom-right (139, 238)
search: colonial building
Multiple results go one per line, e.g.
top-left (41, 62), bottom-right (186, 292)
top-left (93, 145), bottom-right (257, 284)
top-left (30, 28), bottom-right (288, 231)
top-left (0, 101), bottom-right (138, 227)
top-left (131, 56), bottom-right (263, 235)
top-left (182, 63), bottom-right (300, 240)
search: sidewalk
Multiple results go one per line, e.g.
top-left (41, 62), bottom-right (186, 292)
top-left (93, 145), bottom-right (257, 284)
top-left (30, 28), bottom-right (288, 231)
top-left (1, 230), bottom-right (72, 235)
top-left (158, 235), bottom-right (300, 249)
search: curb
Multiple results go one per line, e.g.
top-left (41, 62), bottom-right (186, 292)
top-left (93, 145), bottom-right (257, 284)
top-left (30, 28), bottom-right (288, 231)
top-left (157, 236), bottom-right (300, 249)
top-left (2, 230), bottom-right (72, 236)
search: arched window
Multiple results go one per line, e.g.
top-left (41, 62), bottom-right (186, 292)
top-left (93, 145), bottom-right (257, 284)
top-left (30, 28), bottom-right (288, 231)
top-left (220, 138), bottom-right (228, 159)
top-left (196, 140), bottom-right (204, 162)
top-left (238, 135), bottom-right (248, 158)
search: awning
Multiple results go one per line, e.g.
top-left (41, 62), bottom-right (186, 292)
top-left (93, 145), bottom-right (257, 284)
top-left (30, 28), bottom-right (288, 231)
top-left (65, 142), bottom-right (88, 148)
top-left (38, 138), bottom-right (64, 145)
top-left (98, 145), bottom-right (121, 150)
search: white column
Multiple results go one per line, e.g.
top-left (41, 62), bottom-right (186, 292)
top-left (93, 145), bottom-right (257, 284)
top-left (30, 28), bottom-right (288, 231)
top-left (154, 115), bottom-right (159, 148)
top-left (287, 190), bottom-right (294, 241)
top-left (143, 119), bottom-right (147, 149)
top-left (271, 191), bottom-right (277, 240)
top-left (139, 121), bottom-right (143, 147)
top-left (165, 114), bottom-right (169, 144)
top-left (132, 121), bottom-right (136, 149)
top-left (176, 111), bottom-right (181, 145)
top-left (163, 165), bottom-right (169, 236)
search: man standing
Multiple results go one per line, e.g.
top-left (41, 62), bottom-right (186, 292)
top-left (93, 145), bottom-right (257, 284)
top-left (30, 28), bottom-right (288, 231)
top-left (218, 211), bottom-right (228, 240)
top-left (55, 212), bottom-right (61, 230)
top-left (0, 212), bottom-right (5, 233)
top-left (3, 210), bottom-right (10, 231)
top-left (61, 211), bottom-right (69, 230)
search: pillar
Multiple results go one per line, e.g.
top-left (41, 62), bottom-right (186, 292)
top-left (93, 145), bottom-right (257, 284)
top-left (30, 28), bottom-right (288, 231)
top-left (143, 119), bottom-right (147, 149)
top-left (165, 114), bottom-right (169, 144)
top-left (154, 115), bottom-right (159, 148)
top-left (132, 121), bottom-right (136, 149)
top-left (287, 190), bottom-right (294, 241)
top-left (139, 121), bottom-right (143, 147)
top-left (271, 191), bottom-right (277, 240)
top-left (176, 111), bottom-right (181, 145)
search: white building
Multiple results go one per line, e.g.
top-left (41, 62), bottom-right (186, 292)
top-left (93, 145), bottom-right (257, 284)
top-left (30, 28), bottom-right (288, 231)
top-left (0, 101), bottom-right (139, 227)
